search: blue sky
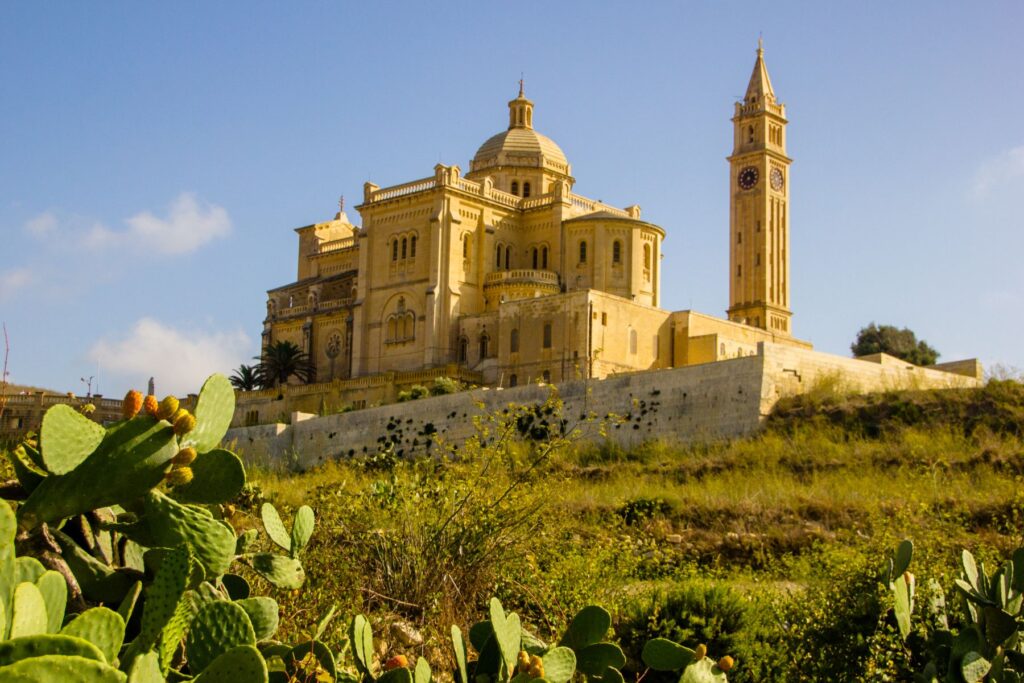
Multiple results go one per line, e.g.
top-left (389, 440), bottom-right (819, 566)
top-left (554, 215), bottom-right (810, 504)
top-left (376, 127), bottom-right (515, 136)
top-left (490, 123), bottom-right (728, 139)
top-left (1, 2), bottom-right (1021, 396)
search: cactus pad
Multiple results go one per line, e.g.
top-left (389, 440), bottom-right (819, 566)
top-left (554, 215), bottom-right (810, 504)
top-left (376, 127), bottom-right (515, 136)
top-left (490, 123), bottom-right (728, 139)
top-left (141, 491), bottom-right (236, 580)
top-left (15, 557), bottom-right (45, 585)
top-left (52, 530), bottom-right (137, 604)
top-left (489, 598), bottom-right (522, 677)
top-left (59, 607), bottom-right (125, 665)
top-left (414, 654), bottom-right (431, 683)
top-left (187, 600), bottom-right (256, 674)
top-left (576, 643), bottom-right (626, 677)
top-left (192, 645), bottom-right (268, 683)
top-left (285, 640), bottom-right (336, 680)
top-left (260, 503), bottom-right (291, 552)
top-left (559, 605), bottom-right (611, 652)
top-left (184, 374), bottom-right (236, 454)
top-left (11, 582), bottom-right (49, 638)
top-left (289, 505), bottom-right (315, 557)
top-left (236, 597), bottom-right (279, 641)
top-left (139, 546), bottom-right (190, 651)
top-left (0, 653), bottom-right (127, 682)
top-left (350, 614), bottom-right (374, 678)
top-left (125, 650), bottom-right (163, 683)
top-left (642, 638), bottom-right (694, 671)
top-left (17, 417), bottom-right (177, 529)
top-left (680, 657), bottom-right (728, 683)
top-left (245, 554), bottom-right (305, 590)
top-left (378, 668), bottom-right (414, 683)
top-left (39, 403), bottom-right (106, 475)
top-left (451, 625), bottom-right (469, 683)
top-left (116, 581), bottom-right (143, 627)
top-left (235, 529), bottom-right (259, 555)
top-left (6, 445), bottom-right (45, 493)
top-left (221, 573), bottom-right (250, 600)
top-left (1, 500), bottom-right (14, 639)
top-left (35, 571), bottom-right (67, 633)
top-left (0, 634), bottom-right (106, 666)
top-left (541, 646), bottom-right (576, 683)
top-left (171, 449), bottom-right (245, 505)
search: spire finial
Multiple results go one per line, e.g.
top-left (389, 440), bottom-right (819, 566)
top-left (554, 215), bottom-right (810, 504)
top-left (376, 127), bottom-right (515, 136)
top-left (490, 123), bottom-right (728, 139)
top-left (518, 73), bottom-right (524, 97)
top-left (758, 34), bottom-right (764, 54)
top-left (338, 195), bottom-right (345, 212)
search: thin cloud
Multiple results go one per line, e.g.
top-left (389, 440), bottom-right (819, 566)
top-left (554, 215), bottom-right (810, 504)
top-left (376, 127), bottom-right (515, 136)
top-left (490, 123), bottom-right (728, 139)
top-left (88, 317), bottom-right (251, 396)
top-left (24, 212), bottom-right (57, 237)
top-left (122, 192), bottom-right (231, 255)
top-left (0, 268), bottom-right (33, 301)
top-left (972, 145), bottom-right (1024, 199)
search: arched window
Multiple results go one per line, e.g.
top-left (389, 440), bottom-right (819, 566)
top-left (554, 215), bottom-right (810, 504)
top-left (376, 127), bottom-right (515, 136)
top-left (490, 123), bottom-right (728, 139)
top-left (612, 240), bottom-right (622, 264)
top-left (532, 248), bottom-right (538, 269)
top-left (458, 337), bottom-right (469, 362)
top-left (579, 241), bottom-right (587, 264)
top-left (510, 328), bottom-right (519, 353)
top-left (541, 246), bottom-right (548, 269)
top-left (509, 374), bottom-right (518, 388)
top-left (542, 370), bottom-right (551, 382)
top-left (387, 317), bottom-right (398, 341)
top-left (401, 238), bottom-right (408, 259)
top-left (542, 323), bottom-right (552, 349)
top-left (391, 239), bottom-right (398, 262)
top-left (643, 244), bottom-right (651, 269)
top-left (479, 333), bottom-right (490, 359)
top-left (505, 246), bottom-right (511, 270)
top-left (523, 182), bottom-right (531, 198)
top-left (511, 181), bottom-right (519, 196)
top-left (747, 125), bottom-right (754, 144)
top-left (496, 243), bottom-right (503, 269)
top-left (463, 234), bottom-right (469, 259)
top-left (629, 329), bottom-right (638, 354)
top-left (410, 235), bottom-right (416, 258)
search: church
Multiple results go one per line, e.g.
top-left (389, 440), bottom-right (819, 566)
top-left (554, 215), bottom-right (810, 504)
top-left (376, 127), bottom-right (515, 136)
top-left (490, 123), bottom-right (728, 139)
top-left (261, 44), bottom-right (812, 391)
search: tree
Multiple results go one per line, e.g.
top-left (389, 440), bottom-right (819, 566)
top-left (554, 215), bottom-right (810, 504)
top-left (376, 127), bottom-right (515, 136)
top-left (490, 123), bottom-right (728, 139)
top-left (230, 363), bottom-right (263, 391)
top-left (851, 323), bottom-right (939, 366)
top-left (255, 340), bottom-right (315, 386)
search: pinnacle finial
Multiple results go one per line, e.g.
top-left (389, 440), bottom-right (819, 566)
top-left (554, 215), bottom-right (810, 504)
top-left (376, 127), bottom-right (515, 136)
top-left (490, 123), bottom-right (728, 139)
top-left (758, 34), bottom-right (764, 54)
top-left (518, 74), bottom-right (524, 97)
top-left (338, 195), bottom-right (345, 212)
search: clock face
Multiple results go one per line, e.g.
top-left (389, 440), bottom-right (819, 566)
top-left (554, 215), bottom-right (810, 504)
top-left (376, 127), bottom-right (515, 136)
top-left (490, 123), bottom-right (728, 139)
top-left (770, 168), bottom-right (785, 191)
top-left (738, 166), bottom-right (759, 190)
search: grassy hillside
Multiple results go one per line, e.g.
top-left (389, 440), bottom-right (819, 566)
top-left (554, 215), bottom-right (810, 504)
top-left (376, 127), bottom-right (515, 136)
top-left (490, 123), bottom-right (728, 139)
top-left (234, 380), bottom-right (1024, 682)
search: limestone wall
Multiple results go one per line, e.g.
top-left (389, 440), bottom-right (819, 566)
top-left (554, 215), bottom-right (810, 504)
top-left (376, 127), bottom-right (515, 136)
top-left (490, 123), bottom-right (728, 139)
top-left (225, 343), bottom-right (982, 471)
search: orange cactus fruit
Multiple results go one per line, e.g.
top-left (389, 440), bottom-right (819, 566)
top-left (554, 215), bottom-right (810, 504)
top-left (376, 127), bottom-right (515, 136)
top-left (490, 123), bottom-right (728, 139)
top-left (157, 395), bottom-right (180, 421)
top-left (122, 390), bottom-right (143, 419)
top-left (694, 644), bottom-right (707, 660)
top-left (143, 394), bottom-right (159, 418)
top-left (717, 656), bottom-right (734, 672)
top-left (171, 447), bottom-right (197, 466)
top-left (173, 411), bottom-right (197, 436)
top-left (517, 651), bottom-right (531, 671)
top-left (384, 655), bottom-right (409, 671)
top-left (165, 466), bottom-right (194, 486)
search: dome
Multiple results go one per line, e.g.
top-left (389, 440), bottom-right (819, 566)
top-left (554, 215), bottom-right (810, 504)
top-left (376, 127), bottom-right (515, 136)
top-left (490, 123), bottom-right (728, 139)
top-left (468, 89), bottom-right (572, 177)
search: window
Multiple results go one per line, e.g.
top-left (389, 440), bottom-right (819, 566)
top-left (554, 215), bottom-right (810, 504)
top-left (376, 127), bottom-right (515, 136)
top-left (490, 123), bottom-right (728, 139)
top-left (756, 220), bottom-right (761, 233)
top-left (542, 323), bottom-right (552, 349)
top-left (541, 246), bottom-right (548, 269)
top-left (410, 235), bottom-right (416, 257)
top-left (601, 312), bottom-right (607, 326)
top-left (532, 248), bottom-right (538, 269)
top-left (736, 264), bottom-right (742, 278)
top-left (612, 240), bottom-right (622, 264)
top-left (643, 244), bottom-right (651, 269)
top-left (511, 181), bottom-right (519, 196)
top-left (509, 374), bottom-right (518, 387)
top-left (458, 337), bottom-right (469, 362)
top-left (542, 370), bottom-right (551, 382)
top-left (463, 234), bottom-right (469, 259)
top-left (579, 240), bottom-right (587, 264)
top-left (523, 182), bottom-right (531, 197)
top-left (737, 232), bottom-right (742, 244)
top-left (629, 329), bottom-right (638, 354)
top-left (747, 125), bottom-right (754, 143)
top-left (496, 244), bottom-right (502, 269)
top-left (510, 328), bottom-right (519, 353)
top-left (401, 238), bottom-right (407, 259)
top-left (391, 239), bottom-right (398, 261)
top-left (479, 333), bottom-right (490, 359)
top-left (755, 253), bottom-right (761, 266)
top-left (505, 246), bottom-right (511, 270)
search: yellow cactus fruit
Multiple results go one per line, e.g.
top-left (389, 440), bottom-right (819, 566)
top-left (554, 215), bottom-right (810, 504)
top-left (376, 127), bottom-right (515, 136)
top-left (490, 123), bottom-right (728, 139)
top-left (694, 644), bottom-right (707, 660)
top-left (122, 390), bottom-right (143, 419)
top-left (143, 394), bottom-right (159, 417)
top-left (80, 403), bottom-right (96, 415)
top-left (717, 656), bottom-right (734, 672)
top-left (157, 395), bottom-right (180, 421)
top-left (517, 651), bottom-right (531, 672)
top-left (165, 466), bottom-right (194, 486)
top-left (528, 655), bottom-right (545, 679)
top-left (171, 407), bottom-right (187, 422)
top-left (173, 411), bottom-right (197, 436)
top-left (384, 655), bottom-right (409, 671)
top-left (171, 447), bottom-right (197, 466)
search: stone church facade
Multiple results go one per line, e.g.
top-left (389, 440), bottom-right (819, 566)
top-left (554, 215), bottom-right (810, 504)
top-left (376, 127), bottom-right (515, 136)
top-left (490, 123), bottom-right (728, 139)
top-left (262, 44), bottom-right (811, 390)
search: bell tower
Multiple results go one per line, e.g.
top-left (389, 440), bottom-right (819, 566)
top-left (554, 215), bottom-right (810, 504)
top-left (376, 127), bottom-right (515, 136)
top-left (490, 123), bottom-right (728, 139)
top-left (727, 40), bottom-right (792, 335)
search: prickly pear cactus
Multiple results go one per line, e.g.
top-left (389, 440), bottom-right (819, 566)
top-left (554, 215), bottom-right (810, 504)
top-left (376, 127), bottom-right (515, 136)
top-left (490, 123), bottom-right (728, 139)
top-left (58, 607), bottom-right (125, 665)
top-left (0, 653), bottom-right (127, 682)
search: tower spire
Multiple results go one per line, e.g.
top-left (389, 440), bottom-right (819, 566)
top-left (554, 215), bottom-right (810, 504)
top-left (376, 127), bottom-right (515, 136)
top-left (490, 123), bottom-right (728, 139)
top-left (508, 80), bottom-right (534, 130)
top-left (744, 38), bottom-right (775, 105)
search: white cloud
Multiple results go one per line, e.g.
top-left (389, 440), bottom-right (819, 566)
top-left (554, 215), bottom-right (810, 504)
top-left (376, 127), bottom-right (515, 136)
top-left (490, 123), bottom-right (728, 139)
top-left (88, 318), bottom-right (251, 396)
top-left (123, 192), bottom-right (231, 255)
top-left (972, 145), bottom-right (1024, 199)
top-left (0, 268), bottom-right (33, 300)
top-left (24, 212), bottom-right (57, 237)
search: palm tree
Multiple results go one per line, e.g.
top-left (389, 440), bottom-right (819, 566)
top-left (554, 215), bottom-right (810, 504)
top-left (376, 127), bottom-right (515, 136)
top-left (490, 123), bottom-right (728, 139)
top-left (255, 341), bottom-right (315, 387)
top-left (230, 364), bottom-right (263, 391)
